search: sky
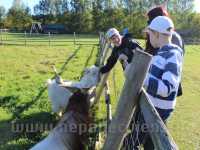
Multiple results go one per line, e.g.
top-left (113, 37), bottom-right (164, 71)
top-left (194, 0), bottom-right (200, 12)
top-left (0, 0), bottom-right (200, 14)
top-left (0, 0), bottom-right (40, 14)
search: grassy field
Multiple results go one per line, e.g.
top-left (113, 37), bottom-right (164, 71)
top-left (0, 34), bottom-right (200, 150)
top-left (0, 34), bottom-right (99, 149)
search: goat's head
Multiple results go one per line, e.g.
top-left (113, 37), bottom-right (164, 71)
top-left (47, 65), bottom-right (99, 114)
top-left (60, 65), bottom-right (100, 89)
top-left (47, 79), bottom-right (73, 113)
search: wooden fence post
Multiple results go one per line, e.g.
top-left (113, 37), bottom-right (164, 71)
top-left (101, 42), bottom-right (110, 65)
top-left (99, 32), bottom-right (102, 51)
top-left (93, 72), bottom-right (110, 104)
top-left (48, 32), bottom-right (51, 46)
top-left (0, 29), bottom-right (2, 45)
top-left (73, 32), bottom-right (76, 46)
top-left (94, 33), bottom-right (111, 104)
top-left (24, 31), bottom-right (27, 46)
top-left (103, 50), bottom-right (152, 150)
top-left (139, 89), bottom-right (178, 150)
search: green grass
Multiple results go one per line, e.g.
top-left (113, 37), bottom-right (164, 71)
top-left (0, 34), bottom-right (200, 149)
top-left (0, 35), bottom-right (99, 149)
top-left (168, 45), bottom-right (200, 149)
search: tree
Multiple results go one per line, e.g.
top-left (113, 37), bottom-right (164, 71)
top-left (28, 0), bottom-right (197, 37)
top-left (67, 0), bottom-right (93, 33)
top-left (5, 6), bottom-right (32, 31)
top-left (0, 6), bottom-right (6, 28)
top-left (92, 0), bottom-right (104, 32)
top-left (168, 0), bottom-right (194, 13)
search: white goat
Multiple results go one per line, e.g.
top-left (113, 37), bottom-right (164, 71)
top-left (60, 65), bottom-right (100, 89)
top-left (30, 65), bottom-right (99, 150)
top-left (47, 65), bottom-right (99, 113)
top-left (47, 79), bottom-right (73, 113)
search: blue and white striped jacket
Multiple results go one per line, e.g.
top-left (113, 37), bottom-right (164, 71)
top-left (144, 44), bottom-right (183, 117)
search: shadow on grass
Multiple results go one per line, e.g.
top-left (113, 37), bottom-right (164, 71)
top-left (17, 45), bottom-right (81, 118)
top-left (0, 44), bottom-right (101, 149)
top-left (0, 112), bottom-right (57, 149)
top-left (57, 45), bottom-right (81, 76)
top-left (0, 46), bottom-right (81, 120)
top-left (0, 96), bottom-right (19, 110)
top-left (80, 45), bottom-right (96, 77)
top-left (12, 87), bottom-right (47, 119)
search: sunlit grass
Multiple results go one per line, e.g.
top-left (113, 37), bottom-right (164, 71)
top-left (0, 34), bottom-right (199, 149)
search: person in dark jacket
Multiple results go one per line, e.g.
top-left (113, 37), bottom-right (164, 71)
top-left (100, 28), bottom-right (143, 74)
top-left (145, 6), bottom-right (184, 97)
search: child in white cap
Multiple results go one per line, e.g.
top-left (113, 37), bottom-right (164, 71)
top-left (99, 28), bottom-right (142, 74)
top-left (124, 16), bottom-right (183, 150)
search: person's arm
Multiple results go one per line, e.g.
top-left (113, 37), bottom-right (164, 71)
top-left (100, 49), bottom-right (118, 74)
top-left (144, 50), bottom-right (182, 98)
top-left (129, 39), bottom-right (143, 51)
top-left (122, 39), bottom-right (143, 63)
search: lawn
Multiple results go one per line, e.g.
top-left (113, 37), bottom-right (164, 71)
top-left (0, 34), bottom-right (200, 150)
top-left (0, 34), bottom-right (99, 149)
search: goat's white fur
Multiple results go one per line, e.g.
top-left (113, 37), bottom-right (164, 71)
top-left (47, 79), bottom-right (73, 113)
top-left (31, 66), bottom-right (99, 150)
top-left (30, 112), bottom-right (82, 150)
top-left (47, 65), bottom-right (99, 113)
top-left (60, 65), bottom-right (100, 89)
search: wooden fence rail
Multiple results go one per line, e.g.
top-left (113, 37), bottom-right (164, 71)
top-left (184, 38), bottom-right (200, 45)
top-left (140, 89), bottom-right (178, 149)
top-left (0, 32), bottom-right (99, 46)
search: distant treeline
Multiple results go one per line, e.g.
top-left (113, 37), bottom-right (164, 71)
top-left (0, 0), bottom-right (200, 38)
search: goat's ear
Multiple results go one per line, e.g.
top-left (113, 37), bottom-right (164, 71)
top-left (59, 85), bottom-right (79, 93)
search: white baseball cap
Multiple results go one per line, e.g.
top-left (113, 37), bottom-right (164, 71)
top-left (147, 16), bottom-right (174, 35)
top-left (106, 28), bottom-right (120, 39)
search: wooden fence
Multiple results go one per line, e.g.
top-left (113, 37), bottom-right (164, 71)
top-left (96, 32), bottom-right (178, 150)
top-left (184, 38), bottom-right (200, 45)
top-left (0, 32), bottom-right (99, 46)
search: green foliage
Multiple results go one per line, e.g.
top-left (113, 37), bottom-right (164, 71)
top-left (0, 6), bottom-right (6, 28)
top-left (128, 12), bottom-right (146, 38)
top-left (4, 7), bottom-right (32, 31)
top-left (102, 8), bottom-right (126, 31)
top-left (170, 12), bottom-right (200, 38)
top-left (0, 6), bottom-right (5, 19)
top-left (92, 0), bottom-right (104, 32)
top-left (1, 0), bottom-right (199, 38)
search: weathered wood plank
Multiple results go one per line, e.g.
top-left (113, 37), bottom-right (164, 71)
top-left (101, 42), bottom-right (110, 65)
top-left (140, 89), bottom-right (178, 150)
top-left (93, 72), bottom-right (110, 104)
top-left (103, 50), bottom-right (152, 150)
